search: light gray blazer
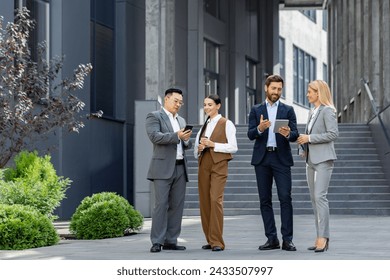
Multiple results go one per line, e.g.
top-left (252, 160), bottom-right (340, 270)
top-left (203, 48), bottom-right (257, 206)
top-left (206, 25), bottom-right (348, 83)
top-left (306, 105), bottom-right (339, 164)
top-left (145, 109), bottom-right (192, 181)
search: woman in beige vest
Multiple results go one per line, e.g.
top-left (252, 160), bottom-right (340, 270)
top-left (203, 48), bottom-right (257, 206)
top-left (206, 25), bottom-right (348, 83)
top-left (194, 94), bottom-right (238, 251)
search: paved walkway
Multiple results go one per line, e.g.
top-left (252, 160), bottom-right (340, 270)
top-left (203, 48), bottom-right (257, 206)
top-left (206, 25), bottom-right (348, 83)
top-left (1, 214), bottom-right (390, 260)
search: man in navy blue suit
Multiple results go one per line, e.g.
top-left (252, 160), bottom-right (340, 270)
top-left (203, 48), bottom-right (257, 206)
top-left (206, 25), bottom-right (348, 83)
top-left (247, 74), bottom-right (298, 251)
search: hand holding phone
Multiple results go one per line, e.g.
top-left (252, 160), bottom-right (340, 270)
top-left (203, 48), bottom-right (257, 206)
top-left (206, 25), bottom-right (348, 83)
top-left (184, 125), bottom-right (193, 132)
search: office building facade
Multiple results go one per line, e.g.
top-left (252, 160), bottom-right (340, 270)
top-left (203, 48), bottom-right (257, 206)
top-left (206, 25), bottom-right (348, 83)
top-left (2, 0), bottom-right (387, 218)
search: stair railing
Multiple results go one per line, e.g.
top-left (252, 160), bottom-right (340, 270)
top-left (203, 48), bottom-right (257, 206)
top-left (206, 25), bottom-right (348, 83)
top-left (361, 78), bottom-right (390, 154)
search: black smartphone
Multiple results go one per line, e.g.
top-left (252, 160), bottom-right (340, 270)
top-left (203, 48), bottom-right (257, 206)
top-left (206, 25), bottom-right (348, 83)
top-left (184, 125), bottom-right (193, 132)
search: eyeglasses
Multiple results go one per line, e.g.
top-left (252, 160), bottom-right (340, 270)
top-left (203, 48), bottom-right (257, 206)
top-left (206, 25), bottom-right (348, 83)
top-left (171, 98), bottom-right (184, 106)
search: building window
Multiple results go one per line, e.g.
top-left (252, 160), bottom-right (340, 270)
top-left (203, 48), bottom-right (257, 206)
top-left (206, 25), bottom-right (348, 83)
top-left (204, 0), bottom-right (220, 19)
top-left (279, 37), bottom-right (285, 97)
top-left (293, 45), bottom-right (316, 108)
top-left (323, 63), bottom-right (328, 83)
top-left (204, 39), bottom-right (219, 96)
top-left (300, 10), bottom-right (317, 23)
top-left (322, 10), bottom-right (328, 31)
top-left (246, 58), bottom-right (257, 123)
top-left (90, 0), bottom-right (115, 117)
top-left (16, 0), bottom-right (50, 62)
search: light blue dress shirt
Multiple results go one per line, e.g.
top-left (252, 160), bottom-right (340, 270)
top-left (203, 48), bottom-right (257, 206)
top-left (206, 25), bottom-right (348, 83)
top-left (256, 100), bottom-right (279, 147)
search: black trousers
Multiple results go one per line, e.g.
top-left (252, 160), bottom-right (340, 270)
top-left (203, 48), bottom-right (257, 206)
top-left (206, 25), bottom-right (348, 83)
top-left (254, 152), bottom-right (293, 241)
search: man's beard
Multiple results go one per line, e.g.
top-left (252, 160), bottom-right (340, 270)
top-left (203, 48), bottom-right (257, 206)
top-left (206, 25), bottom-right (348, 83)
top-left (267, 93), bottom-right (279, 102)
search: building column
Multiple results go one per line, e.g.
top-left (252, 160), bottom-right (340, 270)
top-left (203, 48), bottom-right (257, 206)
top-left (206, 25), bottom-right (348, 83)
top-left (145, 0), bottom-right (175, 101)
top-left (187, 0), bottom-right (204, 124)
top-left (258, 0), bottom-right (279, 102)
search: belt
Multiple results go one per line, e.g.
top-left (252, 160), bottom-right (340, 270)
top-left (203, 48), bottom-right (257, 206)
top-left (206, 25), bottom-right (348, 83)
top-left (266, 146), bottom-right (277, 152)
top-left (175, 159), bottom-right (184, 165)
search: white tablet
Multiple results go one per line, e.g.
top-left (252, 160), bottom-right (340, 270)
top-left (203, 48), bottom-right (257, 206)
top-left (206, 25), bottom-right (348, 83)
top-left (273, 119), bottom-right (289, 133)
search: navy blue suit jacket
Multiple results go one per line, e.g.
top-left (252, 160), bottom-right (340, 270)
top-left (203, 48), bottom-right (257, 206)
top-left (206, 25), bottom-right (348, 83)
top-left (247, 101), bottom-right (298, 167)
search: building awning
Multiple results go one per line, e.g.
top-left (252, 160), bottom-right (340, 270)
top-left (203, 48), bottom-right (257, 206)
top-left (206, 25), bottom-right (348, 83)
top-left (279, 0), bottom-right (328, 9)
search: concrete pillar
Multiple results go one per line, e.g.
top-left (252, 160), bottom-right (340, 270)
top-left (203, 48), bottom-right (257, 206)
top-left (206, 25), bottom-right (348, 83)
top-left (258, 0), bottom-right (279, 86)
top-left (371, 0), bottom-right (381, 110)
top-left (355, 0), bottom-right (363, 123)
top-left (145, 0), bottom-right (175, 101)
top-left (327, 0), bottom-right (390, 186)
top-left (381, 0), bottom-right (390, 107)
top-left (134, 100), bottom-right (160, 217)
top-left (187, 0), bottom-right (204, 125)
top-left (362, 0), bottom-right (372, 120)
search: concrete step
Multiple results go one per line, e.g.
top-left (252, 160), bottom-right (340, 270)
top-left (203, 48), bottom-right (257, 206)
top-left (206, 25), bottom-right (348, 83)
top-left (185, 185), bottom-right (390, 194)
top-left (185, 192), bottom-right (390, 202)
top-left (187, 178), bottom-right (389, 187)
top-left (183, 207), bottom-right (390, 216)
top-left (184, 123), bottom-right (390, 216)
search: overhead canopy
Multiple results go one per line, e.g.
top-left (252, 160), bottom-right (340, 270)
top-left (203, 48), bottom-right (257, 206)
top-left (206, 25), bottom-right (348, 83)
top-left (279, 0), bottom-right (328, 9)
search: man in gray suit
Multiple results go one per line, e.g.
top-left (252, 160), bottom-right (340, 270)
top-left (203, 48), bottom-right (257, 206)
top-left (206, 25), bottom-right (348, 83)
top-left (145, 88), bottom-right (192, 253)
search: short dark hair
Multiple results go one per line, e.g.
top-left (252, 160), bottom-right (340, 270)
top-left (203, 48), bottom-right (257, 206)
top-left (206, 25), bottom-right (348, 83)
top-left (165, 88), bottom-right (183, 96)
top-left (264, 74), bottom-right (284, 87)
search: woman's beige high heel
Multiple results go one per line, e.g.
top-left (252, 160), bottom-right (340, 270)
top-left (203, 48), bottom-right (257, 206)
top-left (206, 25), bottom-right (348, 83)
top-left (314, 237), bottom-right (329, 253)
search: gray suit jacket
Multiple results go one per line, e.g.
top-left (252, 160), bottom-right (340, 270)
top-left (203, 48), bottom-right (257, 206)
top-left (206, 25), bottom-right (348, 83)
top-left (306, 105), bottom-right (338, 164)
top-left (145, 109), bottom-right (192, 181)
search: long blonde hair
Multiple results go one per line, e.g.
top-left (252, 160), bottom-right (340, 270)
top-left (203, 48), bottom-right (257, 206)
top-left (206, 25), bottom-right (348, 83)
top-left (308, 80), bottom-right (336, 112)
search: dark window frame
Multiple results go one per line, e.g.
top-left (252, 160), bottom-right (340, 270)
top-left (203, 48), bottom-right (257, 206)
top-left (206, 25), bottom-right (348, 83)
top-left (279, 36), bottom-right (286, 98)
top-left (204, 0), bottom-right (221, 19)
top-left (293, 45), bottom-right (316, 108)
top-left (323, 63), bottom-right (328, 83)
top-left (90, 0), bottom-right (116, 117)
top-left (300, 10), bottom-right (317, 23)
top-left (204, 39), bottom-right (220, 97)
top-left (245, 58), bottom-right (257, 123)
top-left (322, 10), bottom-right (328, 31)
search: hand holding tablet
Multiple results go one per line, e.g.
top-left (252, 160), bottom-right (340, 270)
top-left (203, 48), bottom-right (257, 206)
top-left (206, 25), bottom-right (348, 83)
top-left (273, 119), bottom-right (289, 133)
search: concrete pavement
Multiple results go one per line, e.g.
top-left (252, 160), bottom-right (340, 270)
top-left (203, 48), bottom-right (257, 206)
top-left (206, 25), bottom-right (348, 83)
top-left (1, 214), bottom-right (390, 260)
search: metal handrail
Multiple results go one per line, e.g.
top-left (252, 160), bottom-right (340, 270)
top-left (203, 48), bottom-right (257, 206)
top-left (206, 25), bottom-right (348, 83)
top-left (361, 78), bottom-right (390, 153)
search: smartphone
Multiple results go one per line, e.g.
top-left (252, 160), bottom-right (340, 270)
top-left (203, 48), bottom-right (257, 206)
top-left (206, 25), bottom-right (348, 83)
top-left (184, 125), bottom-right (193, 132)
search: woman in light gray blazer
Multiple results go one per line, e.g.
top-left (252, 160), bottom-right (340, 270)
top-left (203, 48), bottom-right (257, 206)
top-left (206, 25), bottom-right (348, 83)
top-left (297, 80), bottom-right (338, 253)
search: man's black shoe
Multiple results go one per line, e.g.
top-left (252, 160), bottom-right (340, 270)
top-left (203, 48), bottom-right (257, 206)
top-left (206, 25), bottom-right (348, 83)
top-left (202, 244), bottom-right (212, 250)
top-left (150, 243), bottom-right (162, 253)
top-left (259, 239), bottom-right (280, 250)
top-left (162, 243), bottom-right (186, 250)
top-left (282, 240), bottom-right (297, 251)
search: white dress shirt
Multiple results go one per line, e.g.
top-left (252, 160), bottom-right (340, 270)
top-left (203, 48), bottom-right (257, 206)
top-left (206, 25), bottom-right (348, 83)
top-left (308, 106), bottom-right (319, 132)
top-left (163, 108), bottom-right (184, 160)
top-left (308, 106), bottom-right (320, 143)
top-left (194, 114), bottom-right (238, 159)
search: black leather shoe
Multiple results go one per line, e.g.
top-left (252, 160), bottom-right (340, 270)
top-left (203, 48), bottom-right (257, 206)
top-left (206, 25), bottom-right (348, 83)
top-left (202, 244), bottom-right (212, 250)
top-left (282, 240), bottom-right (297, 251)
top-left (150, 243), bottom-right (161, 253)
top-left (259, 239), bottom-right (280, 250)
top-left (162, 243), bottom-right (186, 250)
top-left (212, 246), bottom-right (223, 251)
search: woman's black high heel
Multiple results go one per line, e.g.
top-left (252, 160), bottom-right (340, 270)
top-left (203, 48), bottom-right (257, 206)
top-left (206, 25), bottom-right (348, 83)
top-left (314, 238), bottom-right (329, 253)
top-left (307, 238), bottom-right (318, 250)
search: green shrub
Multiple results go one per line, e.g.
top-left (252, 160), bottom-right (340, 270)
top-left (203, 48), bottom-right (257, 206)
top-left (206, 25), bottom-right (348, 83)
top-left (0, 150), bottom-right (71, 220)
top-left (0, 204), bottom-right (59, 250)
top-left (69, 192), bottom-right (143, 240)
